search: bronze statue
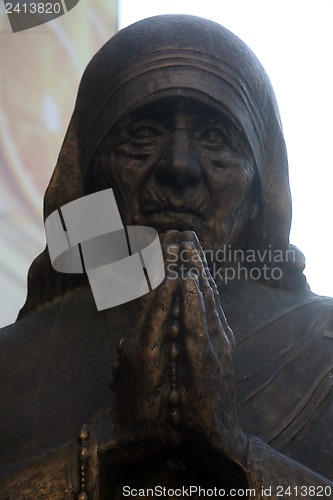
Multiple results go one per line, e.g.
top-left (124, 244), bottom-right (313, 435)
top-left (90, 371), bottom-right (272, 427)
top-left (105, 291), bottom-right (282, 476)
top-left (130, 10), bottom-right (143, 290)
top-left (0, 15), bottom-right (333, 499)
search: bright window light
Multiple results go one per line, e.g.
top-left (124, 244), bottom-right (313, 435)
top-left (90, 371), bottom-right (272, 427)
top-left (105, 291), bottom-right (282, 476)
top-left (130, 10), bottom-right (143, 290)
top-left (120, 0), bottom-right (333, 298)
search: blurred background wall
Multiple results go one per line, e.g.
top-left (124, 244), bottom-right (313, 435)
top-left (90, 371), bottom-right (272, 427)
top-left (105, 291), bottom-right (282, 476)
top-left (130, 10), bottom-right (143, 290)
top-left (0, 0), bottom-right (118, 326)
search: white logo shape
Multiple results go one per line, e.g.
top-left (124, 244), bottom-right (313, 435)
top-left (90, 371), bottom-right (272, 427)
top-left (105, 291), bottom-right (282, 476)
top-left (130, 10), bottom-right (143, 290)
top-left (45, 188), bottom-right (165, 310)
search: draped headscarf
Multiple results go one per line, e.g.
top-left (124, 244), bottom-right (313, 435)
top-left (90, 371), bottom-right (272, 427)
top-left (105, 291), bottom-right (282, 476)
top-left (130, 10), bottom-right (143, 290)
top-left (19, 15), bottom-right (305, 318)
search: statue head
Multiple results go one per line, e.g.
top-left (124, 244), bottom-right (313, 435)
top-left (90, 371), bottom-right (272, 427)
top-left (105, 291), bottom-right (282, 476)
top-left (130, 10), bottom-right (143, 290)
top-left (20, 15), bottom-right (306, 317)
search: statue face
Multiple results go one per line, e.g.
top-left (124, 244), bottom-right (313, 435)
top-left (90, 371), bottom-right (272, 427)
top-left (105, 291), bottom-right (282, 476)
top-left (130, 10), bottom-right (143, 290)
top-left (92, 97), bottom-right (257, 251)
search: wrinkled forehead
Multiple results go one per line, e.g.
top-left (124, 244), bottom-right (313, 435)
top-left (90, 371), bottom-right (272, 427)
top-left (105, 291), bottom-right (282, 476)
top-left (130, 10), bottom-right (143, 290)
top-left (111, 91), bottom-right (245, 133)
top-left (79, 60), bottom-right (263, 173)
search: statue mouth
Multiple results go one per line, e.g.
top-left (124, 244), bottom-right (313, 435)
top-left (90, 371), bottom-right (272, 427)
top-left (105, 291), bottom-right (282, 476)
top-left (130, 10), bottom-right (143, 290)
top-left (143, 206), bottom-right (206, 220)
top-left (138, 191), bottom-right (211, 232)
top-left (141, 207), bottom-right (207, 233)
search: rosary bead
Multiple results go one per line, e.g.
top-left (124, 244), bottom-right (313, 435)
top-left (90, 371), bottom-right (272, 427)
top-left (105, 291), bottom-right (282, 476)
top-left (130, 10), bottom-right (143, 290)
top-left (170, 324), bottom-right (179, 338)
top-left (116, 338), bottom-right (124, 352)
top-left (77, 492), bottom-right (88, 500)
top-left (169, 389), bottom-right (179, 406)
top-left (170, 344), bottom-right (178, 361)
top-left (173, 304), bottom-right (180, 319)
top-left (79, 447), bottom-right (90, 462)
top-left (78, 428), bottom-right (89, 441)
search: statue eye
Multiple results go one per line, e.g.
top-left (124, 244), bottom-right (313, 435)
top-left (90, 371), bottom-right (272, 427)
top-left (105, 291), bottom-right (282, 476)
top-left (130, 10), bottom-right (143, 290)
top-left (198, 127), bottom-right (228, 150)
top-left (131, 125), bottom-right (164, 145)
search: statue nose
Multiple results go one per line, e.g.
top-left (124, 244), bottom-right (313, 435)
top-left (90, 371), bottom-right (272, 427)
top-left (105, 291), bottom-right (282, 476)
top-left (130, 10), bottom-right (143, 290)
top-left (154, 130), bottom-right (201, 189)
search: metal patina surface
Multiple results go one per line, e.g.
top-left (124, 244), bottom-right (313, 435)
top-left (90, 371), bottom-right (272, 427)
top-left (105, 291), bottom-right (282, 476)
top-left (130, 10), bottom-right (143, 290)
top-left (1, 15), bottom-right (333, 499)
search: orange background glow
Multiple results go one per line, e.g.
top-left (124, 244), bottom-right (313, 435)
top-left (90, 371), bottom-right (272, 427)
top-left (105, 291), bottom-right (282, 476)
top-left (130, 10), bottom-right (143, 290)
top-left (0, 0), bottom-right (118, 326)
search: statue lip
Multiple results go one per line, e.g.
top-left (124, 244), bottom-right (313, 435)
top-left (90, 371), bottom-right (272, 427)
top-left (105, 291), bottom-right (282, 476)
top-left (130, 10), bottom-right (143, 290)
top-left (142, 197), bottom-right (208, 222)
top-left (142, 204), bottom-right (207, 221)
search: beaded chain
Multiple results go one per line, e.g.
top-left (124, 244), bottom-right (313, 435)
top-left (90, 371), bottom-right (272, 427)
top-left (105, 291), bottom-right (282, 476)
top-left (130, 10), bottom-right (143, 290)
top-left (169, 299), bottom-right (181, 446)
top-left (77, 425), bottom-right (90, 500)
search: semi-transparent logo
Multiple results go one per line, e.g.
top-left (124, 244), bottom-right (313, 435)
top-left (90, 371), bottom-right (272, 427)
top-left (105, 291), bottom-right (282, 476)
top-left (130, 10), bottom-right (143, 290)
top-left (45, 188), bottom-right (165, 310)
top-left (3, 0), bottom-right (80, 33)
